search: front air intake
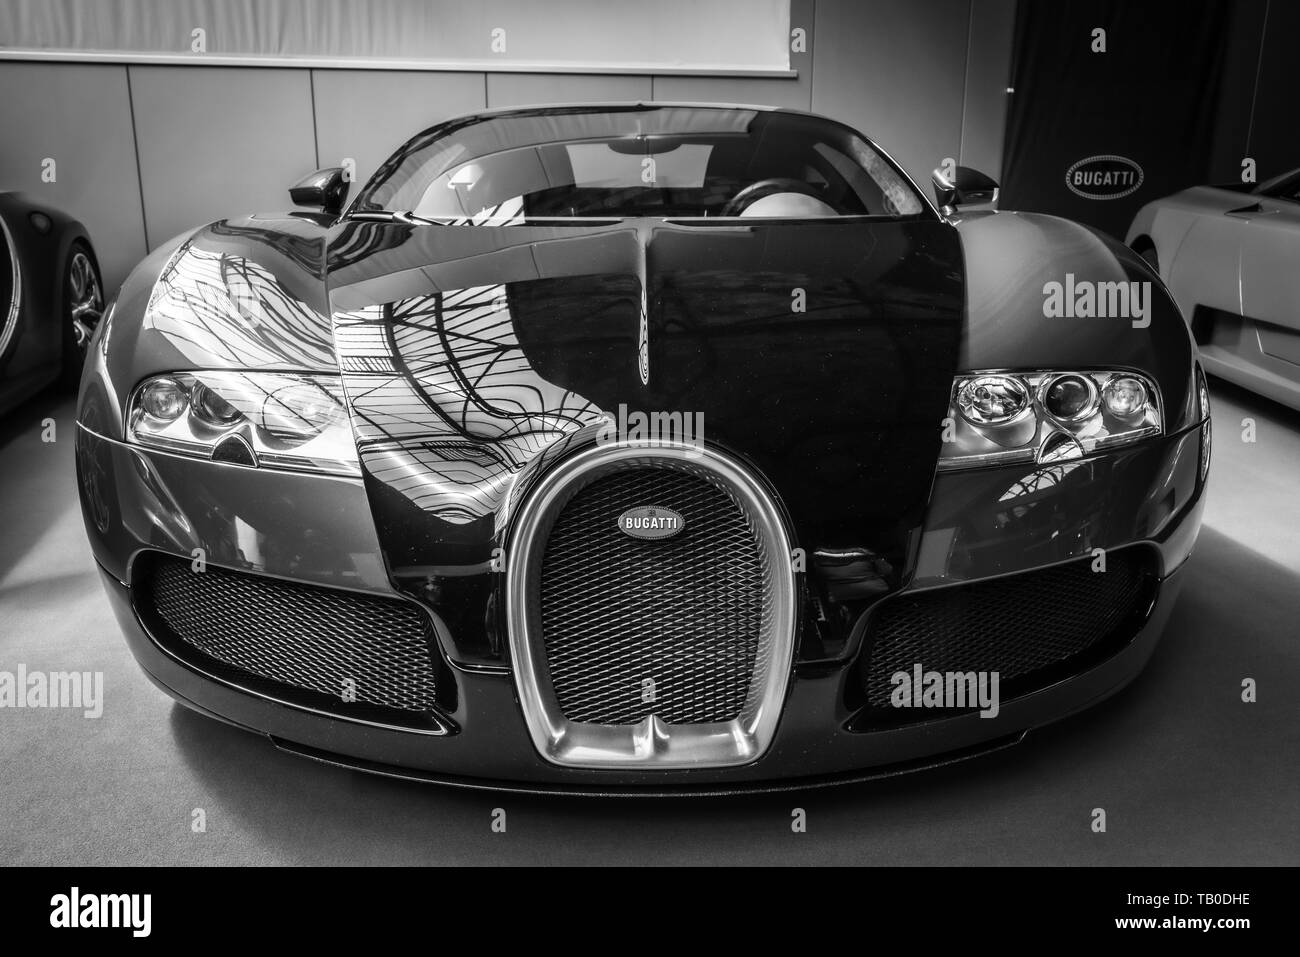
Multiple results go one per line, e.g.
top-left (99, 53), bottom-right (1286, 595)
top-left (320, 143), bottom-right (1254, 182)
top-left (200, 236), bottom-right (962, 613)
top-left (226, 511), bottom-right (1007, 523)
top-left (858, 548), bottom-right (1157, 719)
top-left (136, 554), bottom-right (444, 723)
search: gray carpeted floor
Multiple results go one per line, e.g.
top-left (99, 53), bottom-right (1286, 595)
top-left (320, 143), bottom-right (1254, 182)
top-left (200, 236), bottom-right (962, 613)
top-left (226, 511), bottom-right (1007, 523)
top-left (0, 380), bottom-right (1296, 865)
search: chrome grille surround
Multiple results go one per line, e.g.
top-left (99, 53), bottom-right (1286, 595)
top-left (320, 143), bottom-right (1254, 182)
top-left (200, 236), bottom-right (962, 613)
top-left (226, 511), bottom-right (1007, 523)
top-left (506, 441), bottom-right (796, 770)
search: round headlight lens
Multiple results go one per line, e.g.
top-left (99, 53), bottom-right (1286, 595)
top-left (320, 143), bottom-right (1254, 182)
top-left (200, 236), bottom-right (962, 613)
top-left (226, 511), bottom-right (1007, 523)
top-left (956, 374), bottom-right (1031, 426)
top-left (1042, 373), bottom-right (1098, 422)
top-left (190, 383), bottom-right (244, 427)
top-left (139, 377), bottom-right (187, 421)
top-left (1102, 375), bottom-right (1149, 418)
top-left (258, 381), bottom-right (341, 441)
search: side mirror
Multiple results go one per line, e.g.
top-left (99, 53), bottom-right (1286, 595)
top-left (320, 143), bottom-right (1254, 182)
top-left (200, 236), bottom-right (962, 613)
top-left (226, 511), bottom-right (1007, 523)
top-left (932, 165), bottom-right (999, 212)
top-left (289, 167), bottom-right (350, 217)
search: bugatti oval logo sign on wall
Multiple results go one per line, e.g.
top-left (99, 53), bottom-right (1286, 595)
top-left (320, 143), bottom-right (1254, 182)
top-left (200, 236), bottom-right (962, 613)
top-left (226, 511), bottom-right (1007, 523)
top-left (618, 506), bottom-right (685, 540)
top-left (1065, 155), bottom-right (1144, 200)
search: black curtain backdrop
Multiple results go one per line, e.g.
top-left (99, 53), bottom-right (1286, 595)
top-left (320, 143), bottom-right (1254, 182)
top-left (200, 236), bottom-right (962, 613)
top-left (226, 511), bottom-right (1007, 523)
top-left (1236, 1), bottom-right (1300, 180)
top-left (1000, 0), bottom-right (1234, 239)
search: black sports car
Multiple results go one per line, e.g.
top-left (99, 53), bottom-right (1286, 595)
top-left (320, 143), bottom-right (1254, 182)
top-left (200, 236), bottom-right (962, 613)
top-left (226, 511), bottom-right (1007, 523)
top-left (76, 104), bottom-right (1209, 793)
top-left (1, 191), bottom-right (104, 415)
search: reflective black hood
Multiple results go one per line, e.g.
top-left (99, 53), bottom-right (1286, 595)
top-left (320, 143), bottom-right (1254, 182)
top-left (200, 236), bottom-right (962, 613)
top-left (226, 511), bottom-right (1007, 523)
top-left (326, 216), bottom-right (964, 658)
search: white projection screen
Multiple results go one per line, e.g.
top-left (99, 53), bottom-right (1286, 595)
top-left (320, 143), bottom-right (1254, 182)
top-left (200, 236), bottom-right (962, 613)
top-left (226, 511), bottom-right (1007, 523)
top-left (0, 0), bottom-right (793, 75)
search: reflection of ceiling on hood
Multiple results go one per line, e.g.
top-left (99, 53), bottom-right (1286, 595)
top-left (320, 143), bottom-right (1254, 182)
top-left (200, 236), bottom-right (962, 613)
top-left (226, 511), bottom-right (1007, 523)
top-left (335, 282), bottom-right (602, 525)
top-left (326, 213), bottom-right (966, 574)
top-left (144, 243), bottom-right (334, 369)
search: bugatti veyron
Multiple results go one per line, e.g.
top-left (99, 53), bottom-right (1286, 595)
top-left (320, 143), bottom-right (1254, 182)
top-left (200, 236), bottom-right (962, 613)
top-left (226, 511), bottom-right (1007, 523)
top-left (76, 104), bottom-right (1209, 792)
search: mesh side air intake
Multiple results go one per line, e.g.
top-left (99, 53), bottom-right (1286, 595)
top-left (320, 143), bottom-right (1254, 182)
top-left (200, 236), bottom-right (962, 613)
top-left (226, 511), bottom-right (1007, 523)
top-left (860, 549), bottom-right (1157, 713)
top-left (137, 554), bottom-right (441, 715)
top-left (536, 464), bottom-right (771, 725)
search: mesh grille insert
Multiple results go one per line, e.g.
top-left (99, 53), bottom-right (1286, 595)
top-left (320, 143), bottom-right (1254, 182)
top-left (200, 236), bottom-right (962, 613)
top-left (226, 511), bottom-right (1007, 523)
top-left (139, 555), bottom-right (439, 714)
top-left (536, 464), bottom-right (770, 725)
top-left (861, 550), bottom-right (1155, 712)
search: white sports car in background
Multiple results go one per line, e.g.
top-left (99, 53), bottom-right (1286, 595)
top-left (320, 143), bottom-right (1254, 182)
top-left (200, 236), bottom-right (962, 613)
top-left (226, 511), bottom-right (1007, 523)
top-left (1128, 168), bottom-right (1300, 410)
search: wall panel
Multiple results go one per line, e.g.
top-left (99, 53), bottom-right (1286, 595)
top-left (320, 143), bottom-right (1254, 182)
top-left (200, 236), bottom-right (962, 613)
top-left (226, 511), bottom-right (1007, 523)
top-left (812, 0), bottom-right (970, 187)
top-left (129, 65), bottom-right (317, 248)
top-left (0, 62), bottom-right (145, 291)
top-left (312, 70), bottom-right (486, 195)
top-left (650, 75), bottom-right (808, 111)
top-left (486, 72), bottom-right (650, 109)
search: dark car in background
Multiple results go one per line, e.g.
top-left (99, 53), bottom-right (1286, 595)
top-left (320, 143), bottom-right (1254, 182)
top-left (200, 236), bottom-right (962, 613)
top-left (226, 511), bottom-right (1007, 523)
top-left (0, 191), bottom-right (103, 415)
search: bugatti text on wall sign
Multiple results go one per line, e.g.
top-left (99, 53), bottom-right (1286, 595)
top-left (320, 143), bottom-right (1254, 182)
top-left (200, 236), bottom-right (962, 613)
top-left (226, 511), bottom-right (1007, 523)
top-left (1065, 155), bottom-right (1145, 200)
top-left (618, 506), bottom-right (686, 540)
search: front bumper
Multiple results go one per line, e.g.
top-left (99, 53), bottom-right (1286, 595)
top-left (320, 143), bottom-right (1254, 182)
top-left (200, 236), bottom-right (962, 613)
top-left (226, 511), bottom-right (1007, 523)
top-left (79, 420), bottom-right (1207, 792)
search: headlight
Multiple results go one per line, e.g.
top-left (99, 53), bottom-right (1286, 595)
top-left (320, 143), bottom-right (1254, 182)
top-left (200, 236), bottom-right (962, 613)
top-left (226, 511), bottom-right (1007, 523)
top-left (1196, 364), bottom-right (1211, 482)
top-left (190, 382), bottom-right (243, 427)
top-left (258, 379), bottom-right (343, 441)
top-left (1101, 375), bottom-right (1148, 420)
top-left (956, 375), bottom-right (1032, 426)
top-left (1040, 373), bottom-right (1098, 422)
top-left (138, 377), bottom-right (188, 421)
top-left (128, 372), bottom-right (358, 476)
top-left (939, 369), bottom-right (1161, 471)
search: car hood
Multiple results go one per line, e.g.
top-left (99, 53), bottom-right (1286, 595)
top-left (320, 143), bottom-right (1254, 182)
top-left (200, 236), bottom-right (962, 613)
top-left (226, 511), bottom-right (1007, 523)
top-left (325, 216), bottom-right (965, 587)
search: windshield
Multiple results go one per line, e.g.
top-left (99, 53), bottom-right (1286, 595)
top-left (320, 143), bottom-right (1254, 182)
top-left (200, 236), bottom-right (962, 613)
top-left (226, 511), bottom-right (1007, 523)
top-left (350, 106), bottom-right (930, 223)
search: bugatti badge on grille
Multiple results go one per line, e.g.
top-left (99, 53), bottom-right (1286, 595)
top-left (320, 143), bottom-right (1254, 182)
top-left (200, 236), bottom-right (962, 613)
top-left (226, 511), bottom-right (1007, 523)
top-left (617, 506), bottom-right (685, 540)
